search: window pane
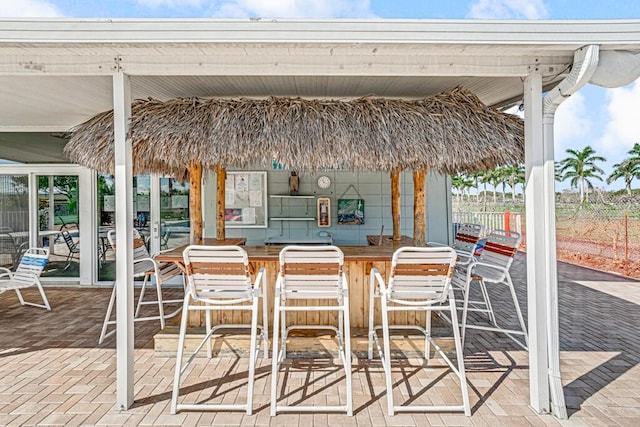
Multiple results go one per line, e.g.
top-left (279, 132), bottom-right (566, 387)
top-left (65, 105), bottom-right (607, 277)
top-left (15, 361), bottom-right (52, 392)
top-left (0, 175), bottom-right (28, 268)
top-left (160, 177), bottom-right (190, 250)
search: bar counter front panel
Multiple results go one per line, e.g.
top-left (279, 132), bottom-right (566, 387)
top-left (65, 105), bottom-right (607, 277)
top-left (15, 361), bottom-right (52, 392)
top-left (156, 241), bottom-right (427, 329)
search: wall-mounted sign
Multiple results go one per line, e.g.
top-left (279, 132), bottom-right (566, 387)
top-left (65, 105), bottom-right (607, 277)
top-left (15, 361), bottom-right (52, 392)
top-left (224, 171), bottom-right (268, 228)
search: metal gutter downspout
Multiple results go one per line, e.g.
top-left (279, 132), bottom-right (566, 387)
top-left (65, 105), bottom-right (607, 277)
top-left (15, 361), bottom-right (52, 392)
top-left (542, 44), bottom-right (600, 419)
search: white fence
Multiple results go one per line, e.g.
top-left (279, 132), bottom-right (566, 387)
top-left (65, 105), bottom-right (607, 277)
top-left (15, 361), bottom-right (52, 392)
top-left (453, 211), bottom-right (522, 237)
top-left (0, 210), bottom-right (28, 232)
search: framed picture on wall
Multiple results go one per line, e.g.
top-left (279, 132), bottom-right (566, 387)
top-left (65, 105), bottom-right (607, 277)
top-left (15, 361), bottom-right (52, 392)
top-left (337, 198), bottom-right (365, 225)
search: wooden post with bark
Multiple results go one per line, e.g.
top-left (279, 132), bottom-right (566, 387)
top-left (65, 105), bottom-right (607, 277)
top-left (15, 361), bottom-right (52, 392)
top-left (216, 164), bottom-right (226, 241)
top-left (391, 169), bottom-right (401, 241)
top-left (413, 168), bottom-right (426, 245)
top-left (189, 160), bottom-right (203, 244)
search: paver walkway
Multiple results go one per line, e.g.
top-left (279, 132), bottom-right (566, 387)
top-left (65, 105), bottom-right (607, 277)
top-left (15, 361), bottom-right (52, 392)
top-left (1, 254), bottom-right (639, 426)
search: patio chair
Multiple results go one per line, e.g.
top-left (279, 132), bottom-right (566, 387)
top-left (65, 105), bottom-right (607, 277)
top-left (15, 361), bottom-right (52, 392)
top-left (171, 245), bottom-right (268, 415)
top-left (431, 223), bottom-right (483, 322)
top-left (270, 245), bottom-right (353, 416)
top-left (0, 231), bottom-right (20, 269)
top-left (457, 229), bottom-right (528, 350)
top-left (0, 247), bottom-right (50, 310)
top-left (428, 223), bottom-right (483, 267)
top-left (368, 246), bottom-right (470, 416)
top-left (60, 229), bottom-right (80, 271)
top-left (98, 229), bottom-right (183, 344)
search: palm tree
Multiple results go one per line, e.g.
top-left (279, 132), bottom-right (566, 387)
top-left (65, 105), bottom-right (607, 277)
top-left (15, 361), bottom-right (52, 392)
top-left (494, 167), bottom-right (510, 202)
top-left (451, 174), bottom-right (465, 203)
top-left (558, 146), bottom-right (606, 204)
top-left (627, 142), bottom-right (640, 164)
top-left (460, 174), bottom-right (474, 201)
top-left (503, 163), bottom-right (525, 200)
top-left (482, 168), bottom-right (502, 204)
top-left (467, 170), bottom-right (484, 202)
top-left (607, 142), bottom-right (640, 195)
top-left (452, 173), bottom-right (474, 202)
top-left (607, 161), bottom-right (637, 195)
top-left (554, 162), bottom-right (564, 182)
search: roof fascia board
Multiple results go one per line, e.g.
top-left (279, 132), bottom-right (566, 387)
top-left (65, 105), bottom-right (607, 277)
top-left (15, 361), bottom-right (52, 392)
top-left (0, 125), bottom-right (73, 132)
top-left (0, 51), bottom-right (570, 77)
top-left (0, 54), bottom-right (116, 75)
top-left (1, 19), bottom-right (640, 45)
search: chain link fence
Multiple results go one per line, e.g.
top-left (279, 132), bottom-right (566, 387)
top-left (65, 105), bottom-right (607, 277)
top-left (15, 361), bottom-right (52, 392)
top-left (453, 190), bottom-right (640, 277)
top-left (555, 190), bottom-right (640, 263)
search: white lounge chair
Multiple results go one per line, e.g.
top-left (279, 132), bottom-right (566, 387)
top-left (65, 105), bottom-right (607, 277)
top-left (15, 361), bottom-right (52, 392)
top-left (0, 247), bottom-right (50, 310)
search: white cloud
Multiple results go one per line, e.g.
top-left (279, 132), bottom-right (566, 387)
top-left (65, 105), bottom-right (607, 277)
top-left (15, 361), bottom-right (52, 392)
top-left (505, 93), bottom-right (591, 161)
top-left (136, 0), bottom-right (374, 17)
top-left (554, 91), bottom-right (592, 159)
top-left (596, 81), bottom-right (640, 162)
top-left (137, 0), bottom-right (205, 7)
top-left (0, 0), bottom-right (63, 17)
top-left (210, 0), bottom-right (375, 18)
top-left (467, 0), bottom-right (548, 20)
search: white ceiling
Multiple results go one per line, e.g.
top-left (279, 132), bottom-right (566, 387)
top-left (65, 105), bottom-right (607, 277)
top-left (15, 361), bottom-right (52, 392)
top-left (0, 74), bottom-right (537, 131)
top-left (1, 19), bottom-right (640, 162)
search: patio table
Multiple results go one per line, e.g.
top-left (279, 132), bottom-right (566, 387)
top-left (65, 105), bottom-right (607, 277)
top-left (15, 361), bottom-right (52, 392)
top-left (9, 229), bottom-right (61, 243)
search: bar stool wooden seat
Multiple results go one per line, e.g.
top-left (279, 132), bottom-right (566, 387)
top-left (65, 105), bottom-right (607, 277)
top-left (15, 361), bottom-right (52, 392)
top-left (171, 245), bottom-right (268, 415)
top-left (368, 246), bottom-right (470, 416)
top-left (270, 245), bottom-right (353, 416)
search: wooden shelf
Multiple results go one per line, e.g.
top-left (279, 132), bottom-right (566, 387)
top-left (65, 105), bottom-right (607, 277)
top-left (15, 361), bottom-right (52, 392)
top-left (269, 194), bottom-right (316, 235)
top-left (264, 236), bottom-right (333, 245)
top-left (270, 217), bottom-right (315, 221)
top-left (269, 194), bottom-right (314, 199)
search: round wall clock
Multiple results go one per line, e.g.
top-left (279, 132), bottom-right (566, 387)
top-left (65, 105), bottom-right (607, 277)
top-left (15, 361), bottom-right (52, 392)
top-left (317, 175), bottom-right (332, 189)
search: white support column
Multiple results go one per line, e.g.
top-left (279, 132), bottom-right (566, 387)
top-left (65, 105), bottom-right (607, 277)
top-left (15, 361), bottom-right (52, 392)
top-left (28, 173), bottom-right (38, 248)
top-left (541, 45), bottom-right (598, 420)
top-left (113, 72), bottom-right (135, 410)
top-left (78, 167), bottom-right (96, 286)
top-left (524, 71), bottom-right (550, 414)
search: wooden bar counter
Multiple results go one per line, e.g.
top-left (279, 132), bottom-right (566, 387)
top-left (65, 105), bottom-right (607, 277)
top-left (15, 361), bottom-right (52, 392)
top-left (156, 238), bottom-right (423, 329)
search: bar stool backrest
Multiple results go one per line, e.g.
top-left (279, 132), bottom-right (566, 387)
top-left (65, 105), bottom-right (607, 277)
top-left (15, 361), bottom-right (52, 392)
top-left (475, 230), bottom-right (521, 283)
top-left (182, 245), bottom-right (252, 304)
top-left (278, 245), bottom-right (344, 300)
top-left (388, 246), bottom-right (456, 305)
top-left (107, 229), bottom-right (153, 277)
top-left (452, 223), bottom-right (483, 254)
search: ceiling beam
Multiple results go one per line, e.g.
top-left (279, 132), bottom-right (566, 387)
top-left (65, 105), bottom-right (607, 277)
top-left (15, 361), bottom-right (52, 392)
top-left (0, 51), bottom-right (570, 77)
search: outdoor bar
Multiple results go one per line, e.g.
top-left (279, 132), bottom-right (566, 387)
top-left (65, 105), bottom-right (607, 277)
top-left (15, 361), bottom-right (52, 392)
top-left (65, 87), bottom-right (524, 330)
top-left (6, 18), bottom-right (640, 421)
top-left (154, 239), bottom-right (410, 329)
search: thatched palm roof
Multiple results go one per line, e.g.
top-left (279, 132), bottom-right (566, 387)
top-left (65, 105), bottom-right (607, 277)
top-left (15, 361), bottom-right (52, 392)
top-left (64, 87), bottom-right (523, 177)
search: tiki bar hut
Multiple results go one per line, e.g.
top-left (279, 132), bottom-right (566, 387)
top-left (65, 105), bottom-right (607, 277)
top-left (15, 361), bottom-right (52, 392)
top-left (65, 87), bottom-right (524, 244)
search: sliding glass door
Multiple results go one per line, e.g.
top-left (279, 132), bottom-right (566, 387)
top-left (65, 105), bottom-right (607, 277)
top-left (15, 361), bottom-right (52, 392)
top-left (0, 174), bottom-right (28, 269)
top-left (0, 165), bottom-right (91, 283)
top-left (36, 174), bottom-right (80, 277)
top-left (97, 175), bottom-right (190, 282)
top-left (159, 177), bottom-right (190, 251)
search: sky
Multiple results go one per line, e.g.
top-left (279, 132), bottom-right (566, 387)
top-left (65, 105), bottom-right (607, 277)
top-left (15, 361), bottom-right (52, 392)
top-left (2, 0), bottom-right (640, 191)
